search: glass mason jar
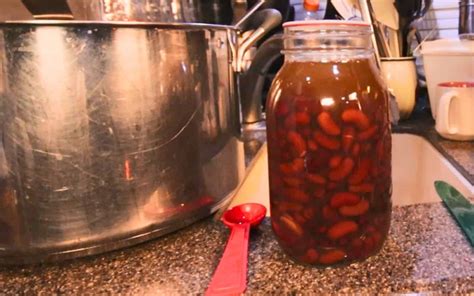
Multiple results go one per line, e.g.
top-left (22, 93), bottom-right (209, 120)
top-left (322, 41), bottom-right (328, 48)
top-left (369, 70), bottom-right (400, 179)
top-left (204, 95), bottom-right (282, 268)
top-left (266, 21), bottom-right (392, 266)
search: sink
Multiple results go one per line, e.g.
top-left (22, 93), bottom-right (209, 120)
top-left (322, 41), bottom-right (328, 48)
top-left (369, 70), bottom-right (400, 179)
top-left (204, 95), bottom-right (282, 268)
top-left (231, 134), bottom-right (474, 214)
top-left (391, 134), bottom-right (473, 205)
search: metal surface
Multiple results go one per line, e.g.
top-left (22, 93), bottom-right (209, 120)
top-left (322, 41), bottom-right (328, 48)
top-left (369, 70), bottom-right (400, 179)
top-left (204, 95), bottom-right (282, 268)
top-left (358, 0), bottom-right (382, 66)
top-left (240, 34), bottom-right (282, 124)
top-left (97, 0), bottom-right (234, 23)
top-left (63, 0), bottom-right (236, 24)
top-left (0, 6), bottom-right (281, 264)
top-left (0, 22), bottom-right (246, 264)
top-left (233, 8), bottom-right (281, 72)
top-left (459, 2), bottom-right (474, 40)
top-left (69, 0), bottom-right (286, 25)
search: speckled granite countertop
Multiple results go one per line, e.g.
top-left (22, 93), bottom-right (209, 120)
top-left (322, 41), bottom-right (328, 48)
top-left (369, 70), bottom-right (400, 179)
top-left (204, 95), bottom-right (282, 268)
top-left (1, 202), bottom-right (473, 294)
top-left (1, 110), bottom-right (473, 295)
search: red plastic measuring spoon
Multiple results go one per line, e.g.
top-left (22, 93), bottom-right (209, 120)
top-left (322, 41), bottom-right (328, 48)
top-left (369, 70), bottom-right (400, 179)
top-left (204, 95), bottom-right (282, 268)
top-left (205, 203), bottom-right (266, 296)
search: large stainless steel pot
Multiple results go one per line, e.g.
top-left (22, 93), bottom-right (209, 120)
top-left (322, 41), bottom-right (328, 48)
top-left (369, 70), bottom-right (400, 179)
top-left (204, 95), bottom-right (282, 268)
top-left (0, 9), bottom-right (281, 264)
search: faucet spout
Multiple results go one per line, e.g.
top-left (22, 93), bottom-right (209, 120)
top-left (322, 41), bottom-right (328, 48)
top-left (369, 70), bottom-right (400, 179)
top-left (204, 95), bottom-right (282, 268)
top-left (239, 34), bottom-right (283, 124)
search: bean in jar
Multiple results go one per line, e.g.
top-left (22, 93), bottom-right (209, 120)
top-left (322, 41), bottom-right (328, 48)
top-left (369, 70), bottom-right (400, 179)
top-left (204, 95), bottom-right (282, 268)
top-left (266, 21), bottom-right (392, 266)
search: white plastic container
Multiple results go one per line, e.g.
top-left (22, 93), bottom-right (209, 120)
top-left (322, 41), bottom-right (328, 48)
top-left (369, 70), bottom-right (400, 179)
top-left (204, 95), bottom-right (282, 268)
top-left (420, 39), bottom-right (474, 119)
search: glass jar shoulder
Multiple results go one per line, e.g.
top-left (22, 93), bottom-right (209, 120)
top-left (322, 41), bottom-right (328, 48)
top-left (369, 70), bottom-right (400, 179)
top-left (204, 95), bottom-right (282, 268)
top-left (267, 58), bottom-right (388, 110)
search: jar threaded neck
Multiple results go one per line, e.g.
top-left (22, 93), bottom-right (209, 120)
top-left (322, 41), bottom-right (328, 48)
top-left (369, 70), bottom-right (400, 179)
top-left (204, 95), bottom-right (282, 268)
top-left (282, 21), bottom-right (374, 57)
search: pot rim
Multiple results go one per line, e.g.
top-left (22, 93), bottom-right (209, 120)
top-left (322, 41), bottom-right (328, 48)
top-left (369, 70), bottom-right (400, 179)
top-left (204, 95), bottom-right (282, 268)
top-left (0, 20), bottom-right (235, 31)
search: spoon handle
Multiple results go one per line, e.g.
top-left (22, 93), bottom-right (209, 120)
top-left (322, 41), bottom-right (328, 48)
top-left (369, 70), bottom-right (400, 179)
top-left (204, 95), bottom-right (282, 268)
top-left (205, 223), bottom-right (250, 295)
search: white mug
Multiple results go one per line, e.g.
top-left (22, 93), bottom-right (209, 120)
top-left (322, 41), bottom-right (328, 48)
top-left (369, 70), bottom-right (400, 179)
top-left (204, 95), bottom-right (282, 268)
top-left (435, 82), bottom-right (474, 141)
top-left (380, 57), bottom-right (417, 120)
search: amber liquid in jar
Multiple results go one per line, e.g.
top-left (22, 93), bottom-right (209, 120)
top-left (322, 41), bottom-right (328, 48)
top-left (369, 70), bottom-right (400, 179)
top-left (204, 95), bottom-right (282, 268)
top-left (266, 22), bottom-right (392, 266)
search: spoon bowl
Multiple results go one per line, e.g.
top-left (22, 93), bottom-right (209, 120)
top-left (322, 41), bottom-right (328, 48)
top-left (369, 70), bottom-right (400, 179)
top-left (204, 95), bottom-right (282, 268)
top-left (206, 203), bottom-right (266, 295)
top-left (222, 203), bottom-right (266, 227)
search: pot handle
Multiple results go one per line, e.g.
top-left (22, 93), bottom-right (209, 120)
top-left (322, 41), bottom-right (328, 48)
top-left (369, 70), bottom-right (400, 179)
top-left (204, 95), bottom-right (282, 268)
top-left (233, 8), bottom-right (282, 72)
top-left (240, 34), bottom-right (283, 124)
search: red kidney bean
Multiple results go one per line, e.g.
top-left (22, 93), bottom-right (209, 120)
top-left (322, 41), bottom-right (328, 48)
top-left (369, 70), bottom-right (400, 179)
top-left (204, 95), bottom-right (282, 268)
top-left (327, 182), bottom-right (339, 190)
top-left (323, 205), bottom-right (339, 221)
top-left (319, 249), bottom-right (346, 264)
top-left (294, 213), bottom-right (307, 225)
top-left (314, 187), bottom-right (326, 199)
top-left (350, 241), bottom-right (365, 259)
top-left (330, 192), bottom-right (361, 208)
top-left (316, 226), bottom-right (327, 233)
top-left (283, 114), bottom-right (295, 129)
top-left (358, 214), bottom-right (369, 226)
top-left (317, 111), bottom-right (341, 136)
top-left (283, 177), bottom-right (305, 187)
top-left (327, 220), bottom-right (359, 240)
top-left (351, 237), bottom-right (363, 248)
top-left (313, 131), bottom-right (341, 150)
top-left (329, 155), bottom-right (343, 169)
top-left (317, 237), bottom-right (337, 249)
top-left (363, 236), bottom-right (374, 253)
top-left (362, 143), bottom-right (371, 154)
top-left (351, 143), bottom-right (361, 157)
top-left (295, 112), bottom-right (311, 126)
top-left (348, 158), bottom-right (371, 185)
top-left (280, 215), bottom-right (304, 237)
top-left (307, 140), bottom-right (319, 151)
top-left (277, 128), bottom-right (287, 138)
top-left (370, 165), bottom-right (379, 178)
top-left (276, 146), bottom-right (290, 159)
top-left (306, 173), bottom-right (327, 185)
top-left (329, 157), bottom-right (355, 181)
top-left (304, 248), bottom-right (320, 264)
top-left (301, 127), bottom-right (312, 138)
top-left (341, 109), bottom-right (370, 130)
top-left (271, 220), bottom-right (283, 238)
top-left (349, 183), bottom-right (375, 193)
top-left (338, 237), bottom-right (350, 246)
top-left (339, 199), bottom-right (369, 216)
top-left (358, 125), bottom-right (378, 141)
top-left (272, 220), bottom-right (299, 246)
top-left (284, 188), bottom-right (310, 203)
top-left (276, 101), bottom-right (289, 117)
top-left (279, 158), bottom-right (305, 175)
top-left (303, 208), bottom-right (316, 220)
top-left (269, 172), bottom-right (283, 189)
top-left (371, 231), bottom-right (382, 246)
top-left (287, 131), bottom-right (307, 157)
top-left (279, 164), bottom-right (293, 175)
top-left (342, 126), bottom-right (356, 153)
top-left (306, 149), bottom-right (331, 169)
top-left (366, 225), bottom-right (376, 233)
top-left (278, 201), bottom-right (304, 213)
